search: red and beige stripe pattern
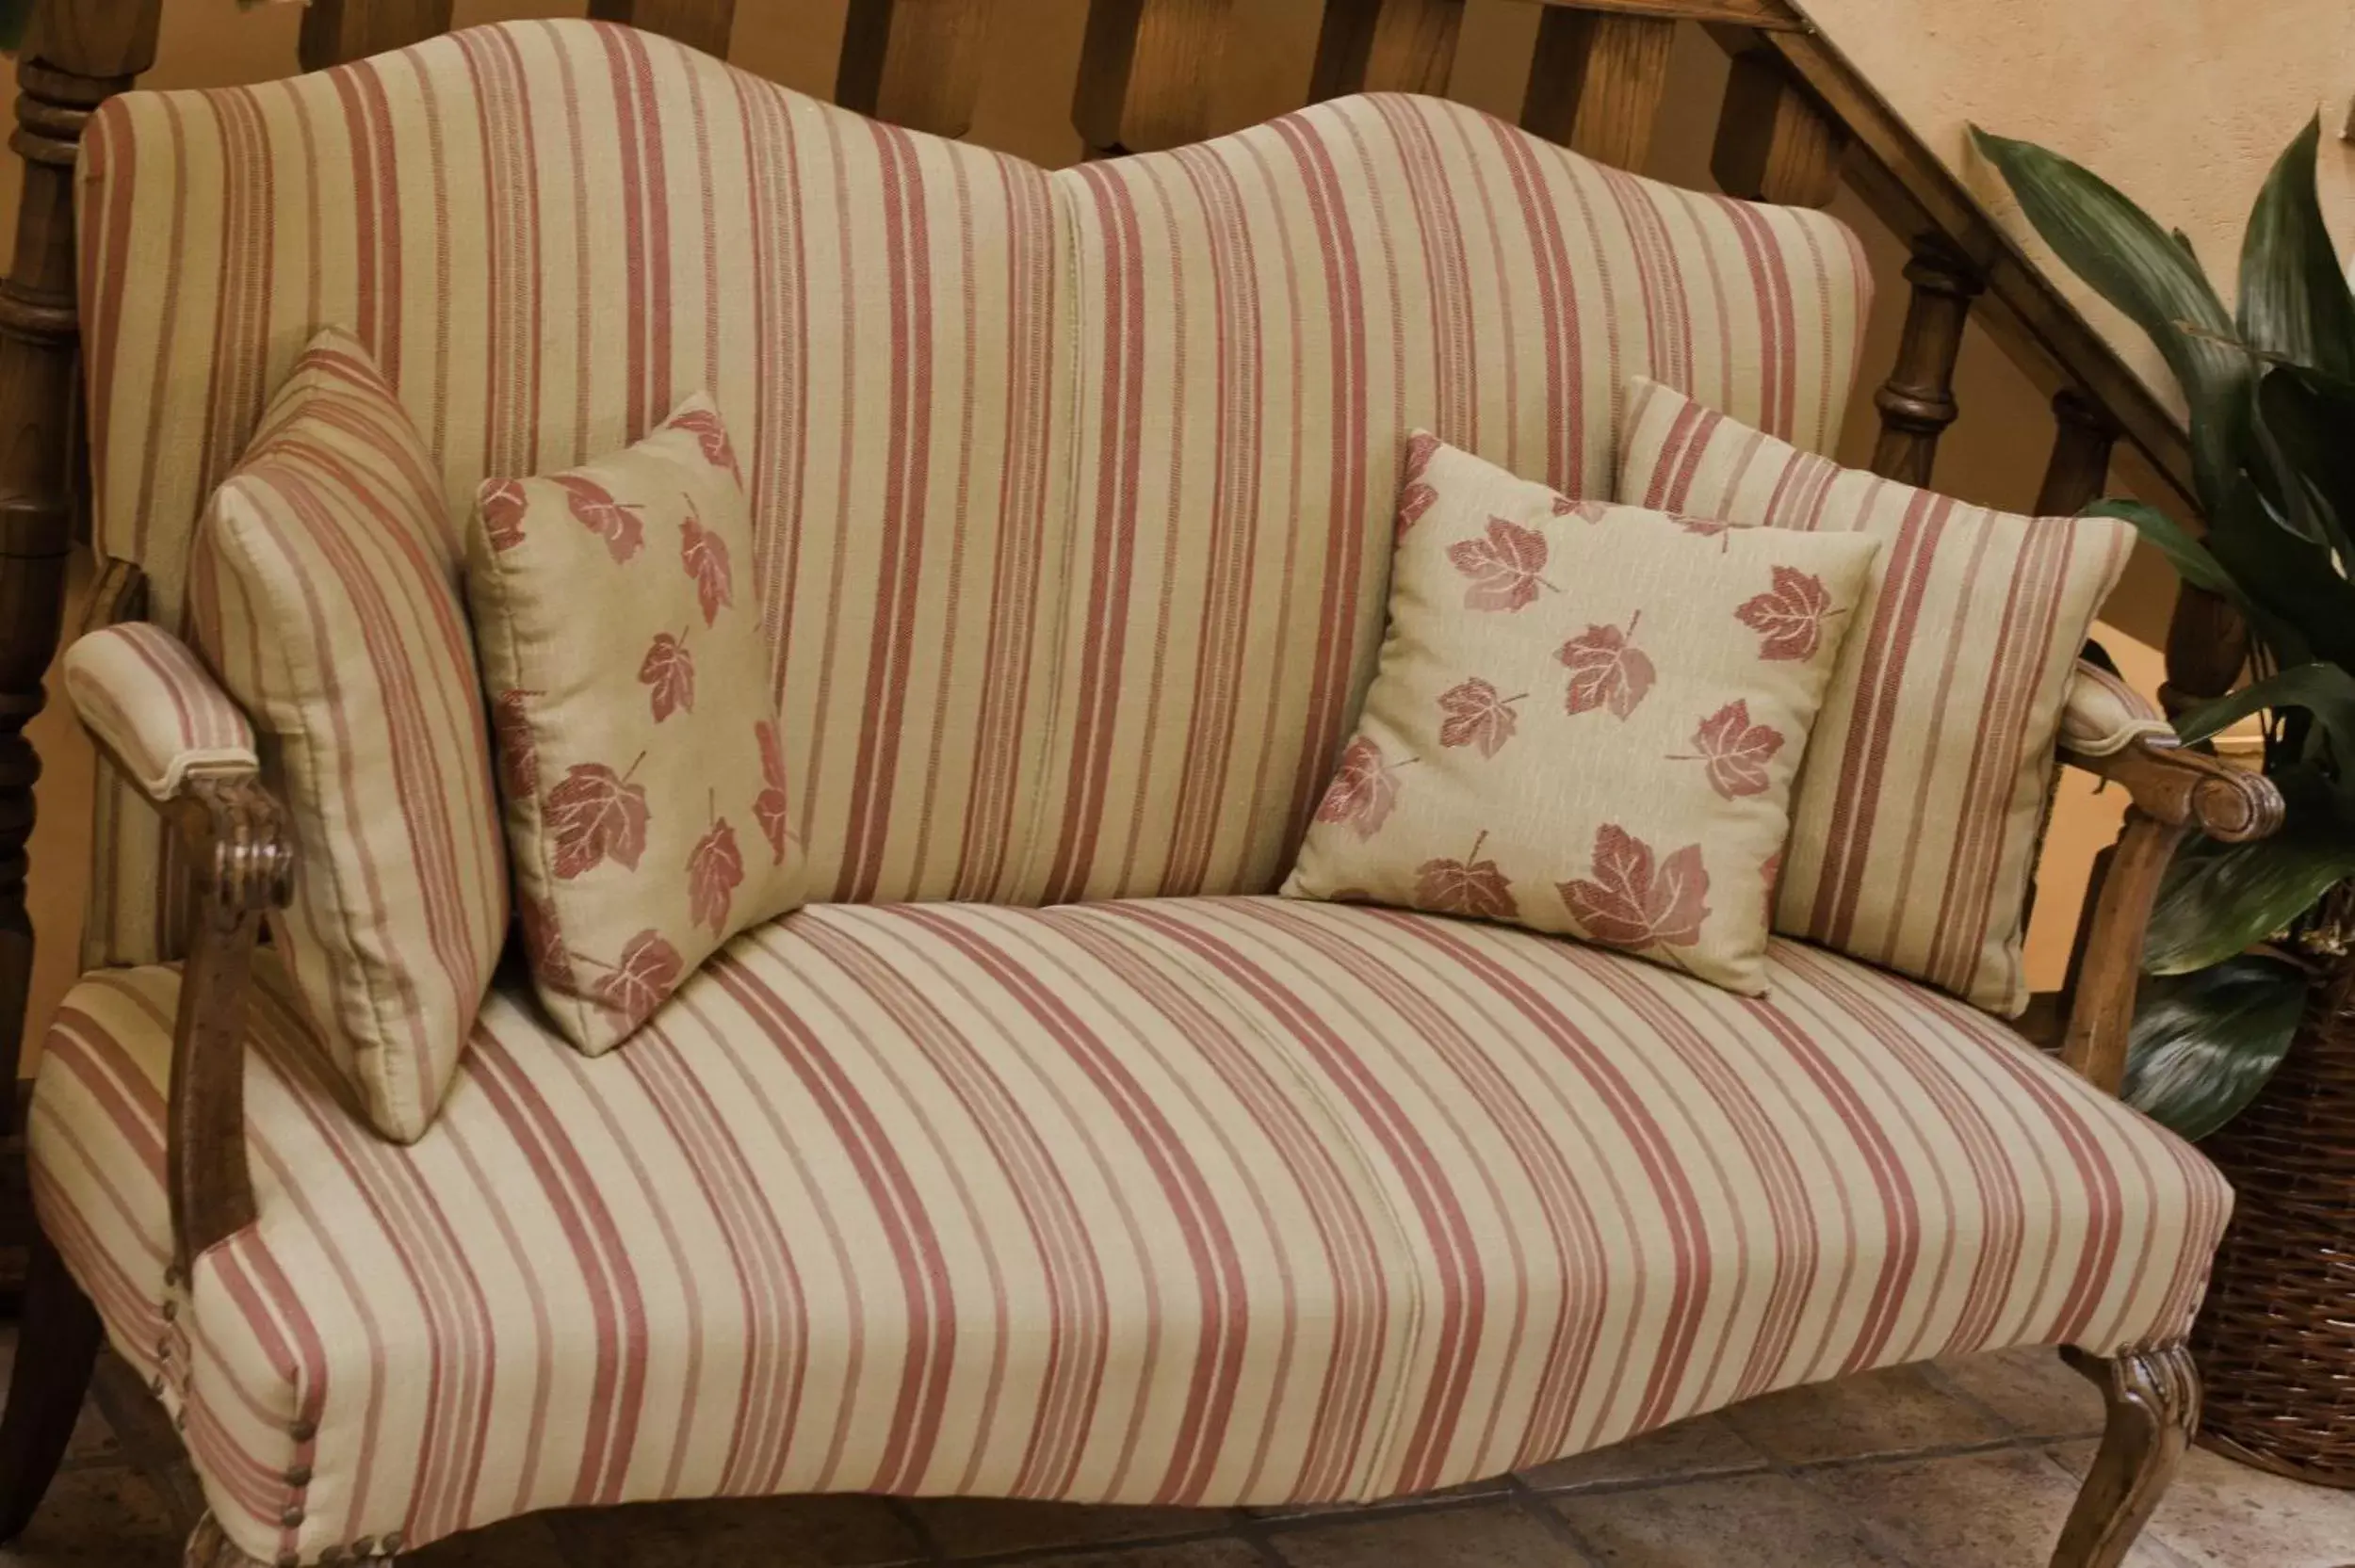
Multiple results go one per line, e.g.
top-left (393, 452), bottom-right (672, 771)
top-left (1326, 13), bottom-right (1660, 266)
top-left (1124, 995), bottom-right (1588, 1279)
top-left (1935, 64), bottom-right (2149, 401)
top-left (32, 897), bottom-right (2226, 1563)
top-left (59, 622), bottom-right (258, 800)
top-left (2059, 658), bottom-right (2176, 758)
top-left (1617, 380), bottom-right (2138, 1017)
top-left (187, 329), bottom-right (508, 1143)
top-left (74, 20), bottom-right (1870, 969)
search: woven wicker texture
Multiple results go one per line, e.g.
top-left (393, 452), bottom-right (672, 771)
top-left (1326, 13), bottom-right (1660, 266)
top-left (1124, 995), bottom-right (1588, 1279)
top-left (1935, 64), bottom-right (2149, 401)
top-left (2189, 958), bottom-right (2355, 1488)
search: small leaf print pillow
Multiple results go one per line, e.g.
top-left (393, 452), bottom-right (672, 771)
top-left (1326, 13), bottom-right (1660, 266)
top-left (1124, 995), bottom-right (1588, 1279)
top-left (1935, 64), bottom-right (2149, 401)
top-left (465, 395), bottom-right (809, 1053)
top-left (1283, 435), bottom-right (1881, 994)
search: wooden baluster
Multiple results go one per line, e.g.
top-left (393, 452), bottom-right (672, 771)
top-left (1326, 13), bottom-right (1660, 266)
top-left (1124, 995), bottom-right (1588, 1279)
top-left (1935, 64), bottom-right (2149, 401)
top-left (1074, 0), bottom-right (1232, 157)
top-left (837, 0), bottom-right (997, 138)
top-left (587, 0), bottom-right (739, 57)
top-left (2162, 589), bottom-right (2249, 722)
top-left (297, 0), bottom-right (454, 71)
top-left (1519, 6), bottom-right (1676, 169)
top-left (2036, 388), bottom-right (2118, 516)
top-left (1710, 45), bottom-right (1845, 208)
top-left (0, 1), bottom-right (164, 1143)
top-left (1870, 234), bottom-right (1984, 485)
top-left (1309, 0), bottom-right (1464, 99)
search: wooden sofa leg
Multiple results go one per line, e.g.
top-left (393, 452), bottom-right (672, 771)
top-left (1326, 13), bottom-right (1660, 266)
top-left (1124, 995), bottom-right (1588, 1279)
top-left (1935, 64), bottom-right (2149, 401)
top-left (0, 1230), bottom-right (105, 1544)
top-left (2050, 1344), bottom-right (2200, 1568)
top-left (185, 1515), bottom-right (282, 1566)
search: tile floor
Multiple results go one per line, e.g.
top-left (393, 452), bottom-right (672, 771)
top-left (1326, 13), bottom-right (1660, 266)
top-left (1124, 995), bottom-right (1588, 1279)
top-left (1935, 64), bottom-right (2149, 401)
top-left (5, 1323), bottom-right (2351, 1566)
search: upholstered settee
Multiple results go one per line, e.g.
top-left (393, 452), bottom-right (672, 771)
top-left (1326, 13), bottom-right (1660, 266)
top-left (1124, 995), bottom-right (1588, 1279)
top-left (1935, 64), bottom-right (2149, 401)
top-left (0, 21), bottom-right (2282, 1568)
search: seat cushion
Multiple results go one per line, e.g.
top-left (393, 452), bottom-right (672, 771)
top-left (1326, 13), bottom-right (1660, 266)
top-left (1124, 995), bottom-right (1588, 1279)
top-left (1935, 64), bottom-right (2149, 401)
top-left (31, 898), bottom-right (2226, 1563)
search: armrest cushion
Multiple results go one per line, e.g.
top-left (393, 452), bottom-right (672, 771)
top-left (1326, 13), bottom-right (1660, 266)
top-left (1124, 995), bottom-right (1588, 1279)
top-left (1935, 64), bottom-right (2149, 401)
top-left (2057, 658), bottom-right (2175, 758)
top-left (61, 622), bottom-right (259, 800)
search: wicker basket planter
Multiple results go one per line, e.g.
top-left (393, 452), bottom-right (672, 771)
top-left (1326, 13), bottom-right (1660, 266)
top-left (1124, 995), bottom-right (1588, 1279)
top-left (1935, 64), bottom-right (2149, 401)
top-left (2189, 956), bottom-right (2355, 1486)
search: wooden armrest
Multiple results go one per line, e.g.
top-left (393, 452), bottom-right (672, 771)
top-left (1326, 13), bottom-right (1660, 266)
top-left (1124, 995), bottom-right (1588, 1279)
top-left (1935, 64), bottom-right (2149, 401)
top-left (80, 564), bottom-right (293, 1273)
top-left (2053, 740), bottom-right (2284, 1098)
top-left (2062, 734), bottom-right (2284, 843)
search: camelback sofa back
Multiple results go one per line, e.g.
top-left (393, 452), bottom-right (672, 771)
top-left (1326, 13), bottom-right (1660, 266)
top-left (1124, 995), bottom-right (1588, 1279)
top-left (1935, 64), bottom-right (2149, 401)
top-left (75, 17), bottom-right (1864, 974)
top-left (8, 19), bottom-right (2266, 1568)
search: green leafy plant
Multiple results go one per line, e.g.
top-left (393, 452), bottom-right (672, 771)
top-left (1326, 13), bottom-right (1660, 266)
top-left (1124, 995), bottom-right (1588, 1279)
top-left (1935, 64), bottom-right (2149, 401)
top-left (1973, 118), bottom-right (2355, 1140)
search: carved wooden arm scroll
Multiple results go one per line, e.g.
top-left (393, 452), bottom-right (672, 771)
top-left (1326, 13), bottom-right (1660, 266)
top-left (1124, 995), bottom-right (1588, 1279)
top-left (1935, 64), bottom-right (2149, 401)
top-left (2055, 735), bottom-right (2284, 1096)
top-left (73, 566), bottom-right (291, 1274)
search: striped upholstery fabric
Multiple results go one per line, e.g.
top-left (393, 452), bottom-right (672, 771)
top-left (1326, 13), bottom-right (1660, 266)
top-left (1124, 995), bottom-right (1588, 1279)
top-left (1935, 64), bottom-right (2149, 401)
top-left (187, 330), bottom-right (508, 1142)
top-left (59, 622), bottom-right (257, 800)
top-left (74, 19), bottom-right (1869, 969)
top-left (1617, 380), bottom-right (2137, 1017)
top-left (31, 897), bottom-right (2227, 1563)
top-left (2060, 659), bottom-right (2176, 757)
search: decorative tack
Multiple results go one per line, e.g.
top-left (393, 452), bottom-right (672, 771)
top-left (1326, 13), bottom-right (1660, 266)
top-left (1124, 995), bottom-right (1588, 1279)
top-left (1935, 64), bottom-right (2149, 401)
top-left (161, 1299), bottom-right (179, 1321)
top-left (284, 1464), bottom-right (314, 1487)
top-left (148, 1373), bottom-right (167, 1397)
top-left (280, 1505), bottom-right (307, 1528)
top-left (379, 1532), bottom-right (404, 1553)
top-left (349, 1539), bottom-right (373, 1559)
top-left (276, 1552), bottom-right (301, 1568)
top-left (289, 1417), bottom-right (318, 1443)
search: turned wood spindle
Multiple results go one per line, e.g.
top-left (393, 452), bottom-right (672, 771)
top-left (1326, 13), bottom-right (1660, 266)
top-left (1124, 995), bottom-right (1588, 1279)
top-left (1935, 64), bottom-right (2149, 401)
top-left (2036, 387), bottom-right (2119, 517)
top-left (1075, 0), bottom-right (1233, 157)
top-left (1870, 234), bottom-right (1985, 485)
top-left (1710, 44), bottom-right (1845, 208)
top-left (586, 0), bottom-right (740, 57)
top-left (0, 3), bottom-right (163, 1144)
top-left (838, 0), bottom-right (998, 138)
top-left (297, 0), bottom-right (453, 70)
top-left (1519, 7), bottom-right (1676, 170)
top-left (1309, 0), bottom-right (1465, 100)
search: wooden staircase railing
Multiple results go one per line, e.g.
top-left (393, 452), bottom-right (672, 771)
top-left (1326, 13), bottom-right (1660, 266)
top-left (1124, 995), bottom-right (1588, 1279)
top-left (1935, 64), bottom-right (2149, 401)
top-left (0, 0), bottom-right (2233, 1288)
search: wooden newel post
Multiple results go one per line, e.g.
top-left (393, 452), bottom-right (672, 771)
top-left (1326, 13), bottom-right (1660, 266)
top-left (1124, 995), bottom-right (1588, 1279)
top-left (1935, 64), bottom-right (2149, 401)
top-left (2035, 387), bottom-right (2119, 517)
top-left (0, 1), bottom-right (162, 1139)
top-left (1870, 233), bottom-right (1984, 485)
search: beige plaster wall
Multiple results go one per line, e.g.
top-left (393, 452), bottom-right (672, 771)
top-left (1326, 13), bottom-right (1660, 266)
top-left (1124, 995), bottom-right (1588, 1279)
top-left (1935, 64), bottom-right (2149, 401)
top-left (10, 0), bottom-right (2328, 1075)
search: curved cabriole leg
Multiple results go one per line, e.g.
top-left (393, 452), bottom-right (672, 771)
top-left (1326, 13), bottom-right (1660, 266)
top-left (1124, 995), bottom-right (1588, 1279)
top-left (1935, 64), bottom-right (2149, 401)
top-left (2051, 1344), bottom-right (2200, 1568)
top-left (0, 1230), bottom-right (105, 1544)
top-left (185, 1514), bottom-right (271, 1566)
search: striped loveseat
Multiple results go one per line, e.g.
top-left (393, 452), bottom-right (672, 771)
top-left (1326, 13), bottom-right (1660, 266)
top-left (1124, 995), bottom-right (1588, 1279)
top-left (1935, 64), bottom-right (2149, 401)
top-left (0, 20), bottom-right (2266, 1568)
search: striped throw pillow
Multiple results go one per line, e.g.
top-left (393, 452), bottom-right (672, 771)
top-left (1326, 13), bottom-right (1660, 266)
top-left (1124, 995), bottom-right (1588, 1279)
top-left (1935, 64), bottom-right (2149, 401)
top-left (187, 329), bottom-right (508, 1142)
top-left (1616, 379), bottom-right (2136, 1015)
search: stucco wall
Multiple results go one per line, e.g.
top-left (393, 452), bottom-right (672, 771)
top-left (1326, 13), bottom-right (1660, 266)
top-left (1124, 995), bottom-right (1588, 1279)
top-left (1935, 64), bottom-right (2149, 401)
top-left (1804, 0), bottom-right (2355, 408)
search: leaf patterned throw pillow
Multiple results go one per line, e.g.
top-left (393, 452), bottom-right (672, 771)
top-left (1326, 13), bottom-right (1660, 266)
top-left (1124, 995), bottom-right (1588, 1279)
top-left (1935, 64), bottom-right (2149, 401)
top-left (1283, 436), bottom-right (1881, 994)
top-left (465, 395), bottom-right (809, 1053)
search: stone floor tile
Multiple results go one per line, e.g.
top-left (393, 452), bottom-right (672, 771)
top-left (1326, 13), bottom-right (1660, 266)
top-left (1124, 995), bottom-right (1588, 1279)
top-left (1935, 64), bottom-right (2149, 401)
top-left (408, 1513), bottom-right (575, 1565)
top-left (1517, 1414), bottom-right (1768, 1492)
top-left (1248, 1475), bottom-right (1507, 1521)
top-left (547, 1495), bottom-right (928, 1567)
top-left (0, 1465), bottom-right (181, 1566)
top-left (1806, 1447), bottom-right (2172, 1567)
top-left (1926, 1348), bottom-right (2106, 1439)
top-left (1551, 1471), bottom-right (1905, 1567)
top-left (1718, 1364), bottom-right (2008, 1464)
top-left (1274, 1500), bottom-right (1584, 1568)
top-left (2050, 1439), bottom-right (2355, 1568)
top-left (916, 1499), bottom-right (1231, 1559)
top-left (1026, 1539), bottom-right (1266, 1568)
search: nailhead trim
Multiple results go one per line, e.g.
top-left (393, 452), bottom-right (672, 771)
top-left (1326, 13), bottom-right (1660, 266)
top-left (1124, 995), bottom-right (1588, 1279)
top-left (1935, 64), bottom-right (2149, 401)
top-left (281, 1506), bottom-right (306, 1528)
top-left (285, 1465), bottom-right (314, 1487)
top-left (290, 1418), bottom-right (318, 1443)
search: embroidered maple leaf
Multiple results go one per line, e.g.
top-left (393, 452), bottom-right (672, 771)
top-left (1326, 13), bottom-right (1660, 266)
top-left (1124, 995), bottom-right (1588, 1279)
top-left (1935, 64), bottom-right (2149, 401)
top-left (638, 631), bottom-right (696, 722)
top-left (492, 688), bottom-right (540, 797)
top-left (679, 511), bottom-right (733, 625)
top-left (517, 889), bottom-right (571, 990)
top-left (1675, 514), bottom-right (1733, 550)
top-left (754, 719), bottom-right (793, 865)
top-left (1445, 516), bottom-right (1556, 611)
top-left (1437, 677), bottom-right (1524, 758)
top-left (1414, 832), bottom-right (1517, 921)
top-left (687, 814), bottom-right (745, 936)
top-left (1736, 564), bottom-right (1839, 661)
top-left (554, 475), bottom-right (645, 564)
top-left (1315, 736), bottom-right (1406, 839)
top-left (479, 478), bottom-right (530, 552)
top-left (546, 758), bottom-right (651, 878)
top-left (591, 929), bottom-right (684, 1026)
top-left (1677, 700), bottom-right (1786, 800)
top-left (1397, 431), bottom-right (1442, 535)
top-left (1555, 614), bottom-right (1656, 719)
top-left (1552, 495), bottom-right (1613, 523)
top-left (1559, 824), bottom-right (1712, 952)
top-left (670, 404), bottom-right (742, 482)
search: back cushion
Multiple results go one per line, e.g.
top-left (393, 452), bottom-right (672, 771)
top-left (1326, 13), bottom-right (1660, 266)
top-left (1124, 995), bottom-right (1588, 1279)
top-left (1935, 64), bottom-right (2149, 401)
top-left (76, 19), bottom-right (1868, 967)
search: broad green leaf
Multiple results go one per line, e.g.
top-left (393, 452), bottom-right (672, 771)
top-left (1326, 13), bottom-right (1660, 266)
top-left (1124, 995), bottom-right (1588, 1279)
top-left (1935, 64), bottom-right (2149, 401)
top-left (0, 0), bottom-right (26, 52)
top-left (2083, 497), bottom-right (2242, 599)
top-left (2256, 366), bottom-right (2355, 563)
top-left (2173, 661), bottom-right (2355, 752)
top-left (2201, 474), bottom-right (2355, 671)
top-left (2238, 119), bottom-right (2355, 382)
top-left (2123, 955), bottom-right (2308, 1140)
top-left (2144, 817), bottom-right (2355, 974)
top-left (1972, 127), bottom-right (2250, 504)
